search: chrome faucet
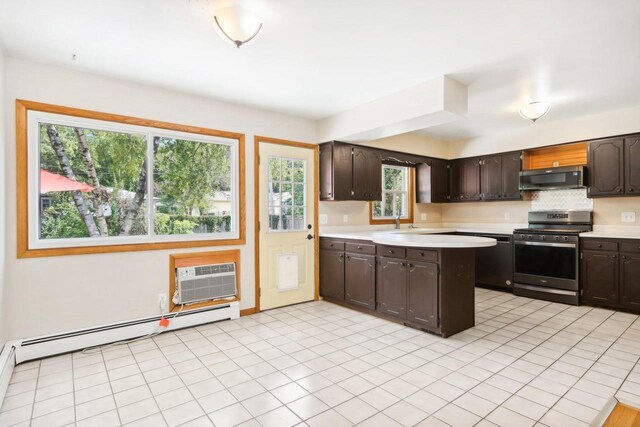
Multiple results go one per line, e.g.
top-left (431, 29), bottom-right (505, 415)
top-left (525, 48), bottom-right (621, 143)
top-left (395, 212), bottom-right (401, 229)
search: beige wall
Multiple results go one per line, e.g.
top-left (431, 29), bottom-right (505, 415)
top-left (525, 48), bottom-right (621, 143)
top-left (441, 200), bottom-right (530, 225)
top-left (593, 198), bottom-right (640, 227)
top-left (3, 58), bottom-right (317, 340)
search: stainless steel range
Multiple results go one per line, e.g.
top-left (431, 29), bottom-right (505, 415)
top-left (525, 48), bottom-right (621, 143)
top-left (513, 210), bottom-right (593, 305)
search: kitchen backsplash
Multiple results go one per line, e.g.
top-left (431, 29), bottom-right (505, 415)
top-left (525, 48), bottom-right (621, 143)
top-left (530, 188), bottom-right (593, 211)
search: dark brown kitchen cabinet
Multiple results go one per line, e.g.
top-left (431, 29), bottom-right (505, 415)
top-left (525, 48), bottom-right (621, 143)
top-left (480, 155), bottom-right (502, 200)
top-left (449, 158), bottom-right (481, 202)
top-left (352, 147), bottom-right (382, 200)
top-left (319, 141), bottom-right (381, 201)
top-left (625, 135), bottom-right (640, 195)
top-left (376, 257), bottom-right (407, 319)
top-left (416, 159), bottom-right (448, 204)
top-left (406, 261), bottom-right (439, 330)
top-left (501, 151), bottom-right (523, 200)
top-left (582, 250), bottom-right (619, 304)
top-left (319, 249), bottom-right (345, 301)
top-left (344, 253), bottom-right (376, 310)
top-left (581, 238), bottom-right (640, 314)
top-left (621, 253), bottom-right (640, 310)
top-left (588, 138), bottom-right (625, 197)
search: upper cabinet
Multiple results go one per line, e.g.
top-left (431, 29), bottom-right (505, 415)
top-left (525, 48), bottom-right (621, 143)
top-left (449, 157), bottom-right (481, 202)
top-left (501, 151), bottom-right (523, 200)
top-left (452, 153), bottom-right (521, 202)
top-left (588, 134), bottom-right (640, 198)
top-left (319, 141), bottom-right (382, 201)
top-left (415, 159), bottom-right (448, 203)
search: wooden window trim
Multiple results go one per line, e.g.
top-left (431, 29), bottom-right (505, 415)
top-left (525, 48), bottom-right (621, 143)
top-left (369, 167), bottom-right (415, 225)
top-left (169, 250), bottom-right (241, 312)
top-left (16, 99), bottom-right (246, 258)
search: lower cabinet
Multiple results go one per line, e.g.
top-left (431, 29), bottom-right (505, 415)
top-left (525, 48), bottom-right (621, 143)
top-left (319, 249), bottom-right (345, 301)
top-left (319, 238), bottom-right (472, 336)
top-left (345, 253), bottom-right (376, 310)
top-left (407, 261), bottom-right (439, 330)
top-left (377, 257), bottom-right (407, 319)
top-left (581, 239), bottom-right (640, 313)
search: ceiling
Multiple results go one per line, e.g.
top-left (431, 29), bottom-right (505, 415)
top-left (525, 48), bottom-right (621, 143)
top-left (1, 0), bottom-right (639, 139)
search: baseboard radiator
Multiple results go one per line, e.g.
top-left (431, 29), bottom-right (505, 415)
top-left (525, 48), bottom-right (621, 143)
top-left (0, 342), bottom-right (18, 408)
top-left (15, 302), bottom-right (239, 364)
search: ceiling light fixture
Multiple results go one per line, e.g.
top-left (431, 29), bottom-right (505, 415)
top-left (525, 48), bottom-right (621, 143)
top-left (519, 101), bottom-right (550, 123)
top-left (213, 6), bottom-right (263, 48)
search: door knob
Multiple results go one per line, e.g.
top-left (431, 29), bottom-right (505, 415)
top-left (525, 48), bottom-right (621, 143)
top-left (307, 224), bottom-right (312, 230)
top-left (306, 234), bottom-right (315, 240)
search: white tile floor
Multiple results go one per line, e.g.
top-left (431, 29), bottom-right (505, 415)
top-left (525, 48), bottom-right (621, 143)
top-left (3, 288), bottom-right (640, 427)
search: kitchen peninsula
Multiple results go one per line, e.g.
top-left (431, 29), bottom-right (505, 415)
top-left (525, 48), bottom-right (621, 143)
top-left (319, 230), bottom-right (496, 337)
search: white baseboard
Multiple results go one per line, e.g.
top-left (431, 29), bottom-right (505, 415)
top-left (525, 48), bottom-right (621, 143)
top-left (16, 301), bottom-right (239, 363)
top-left (0, 341), bottom-right (18, 409)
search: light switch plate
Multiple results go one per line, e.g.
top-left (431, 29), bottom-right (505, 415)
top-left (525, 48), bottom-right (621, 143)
top-left (421, 213), bottom-right (427, 221)
top-left (319, 214), bottom-right (328, 225)
top-left (343, 215), bottom-right (349, 223)
top-left (622, 212), bottom-right (636, 223)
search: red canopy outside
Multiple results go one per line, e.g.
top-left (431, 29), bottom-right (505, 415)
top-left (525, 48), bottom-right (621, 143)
top-left (40, 169), bottom-right (95, 194)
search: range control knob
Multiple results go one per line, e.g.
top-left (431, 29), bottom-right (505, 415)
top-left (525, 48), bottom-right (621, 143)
top-left (527, 235), bottom-right (533, 240)
top-left (520, 234), bottom-right (525, 239)
top-left (554, 236), bottom-right (560, 241)
top-left (540, 235), bottom-right (546, 241)
top-left (563, 236), bottom-right (569, 241)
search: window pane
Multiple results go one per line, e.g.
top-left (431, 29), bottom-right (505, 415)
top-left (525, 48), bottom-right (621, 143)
top-left (384, 166), bottom-right (403, 191)
top-left (269, 158), bottom-right (281, 183)
top-left (268, 156), bottom-right (306, 232)
top-left (282, 206), bottom-right (293, 230)
top-left (294, 207), bottom-right (305, 230)
top-left (293, 183), bottom-right (304, 206)
top-left (282, 160), bottom-right (293, 182)
top-left (372, 201), bottom-right (382, 217)
top-left (268, 206), bottom-right (281, 231)
top-left (39, 122), bottom-right (147, 239)
top-left (281, 183), bottom-right (292, 206)
top-left (293, 160), bottom-right (304, 182)
top-left (153, 137), bottom-right (232, 235)
top-left (383, 193), bottom-right (394, 217)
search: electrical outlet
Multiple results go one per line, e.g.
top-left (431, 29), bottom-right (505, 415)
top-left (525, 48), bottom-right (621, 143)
top-left (319, 214), bottom-right (328, 225)
top-left (158, 293), bottom-right (168, 311)
top-left (622, 212), bottom-right (636, 223)
top-left (420, 213), bottom-right (427, 221)
top-left (504, 212), bottom-right (511, 221)
top-left (343, 215), bottom-right (349, 223)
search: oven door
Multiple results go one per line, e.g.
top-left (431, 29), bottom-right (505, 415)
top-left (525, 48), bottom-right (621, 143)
top-left (514, 241), bottom-right (578, 290)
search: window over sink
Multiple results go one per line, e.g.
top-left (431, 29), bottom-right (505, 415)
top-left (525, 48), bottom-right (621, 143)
top-left (371, 164), bottom-right (413, 224)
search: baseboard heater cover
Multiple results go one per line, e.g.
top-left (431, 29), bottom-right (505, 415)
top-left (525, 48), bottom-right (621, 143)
top-left (16, 301), bottom-right (239, 364)
top-left (0, 342), bottom-right (18, 408)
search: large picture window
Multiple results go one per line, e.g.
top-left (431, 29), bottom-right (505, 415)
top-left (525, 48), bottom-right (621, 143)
top-left (372, 165), bottom-right (412, 222)
top-left (18, 101), bottom-right (245, 257)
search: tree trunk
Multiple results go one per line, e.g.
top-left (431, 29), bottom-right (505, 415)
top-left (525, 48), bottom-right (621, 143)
top-left (74, 128), bottom-right (109, 236)
top-left (45, 125), bottom-right (100, 237)
top-left (120, 137), bottom-right (160, 235)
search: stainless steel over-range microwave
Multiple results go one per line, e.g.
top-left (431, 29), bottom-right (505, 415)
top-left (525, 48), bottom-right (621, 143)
top-left (519, 166), bottom-right (585, 191)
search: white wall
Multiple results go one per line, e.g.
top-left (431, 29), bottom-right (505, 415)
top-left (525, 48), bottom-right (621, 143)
top-left (3, 58), bottom-right (317, 340)
top-left (0, 48), bottom-right (7, 347)
top-left (452, 104), bottom-right (640, 158)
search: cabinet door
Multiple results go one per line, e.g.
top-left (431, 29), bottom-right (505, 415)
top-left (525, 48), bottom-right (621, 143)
top-left (449, 160), bottom-right (463, 202)
top-left (462, 158), bottom-right (481, 201)
top-left (625, 135), bottom-right (640, 195)
top-left (588, 138), bottom-right (624, 197)
top-left (366, 149), bottom-right (383, 200)
top-left (406, 261), bottom-right (439, 329)
top-left (319, 143), bottom-right (334, 200)
top-left (621, 253), bottom-right (640, 310)
top-left (332, 143), bottom-right (354, 200)
top-left (319, 249), bottom-right (345, 300)
top-left (377, 257), bottom-right (407, 319)
top-left (582, 250), bottom-right (619, 304)
top-left (501, 151), bottom-right (522, 200)
top-left (345, 253), bottom-right (376, 309)
top-left (431, 159), bottom-right (449, 203)
top-left (480, 155), bottom-right (502, 200)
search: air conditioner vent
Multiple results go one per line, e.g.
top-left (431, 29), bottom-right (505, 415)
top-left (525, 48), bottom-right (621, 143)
top-left (174, 262), bottom-right (237, 305)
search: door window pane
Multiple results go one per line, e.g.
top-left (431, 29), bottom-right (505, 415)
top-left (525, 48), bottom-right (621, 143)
top-left (268, 156), bottom-right (307, 232)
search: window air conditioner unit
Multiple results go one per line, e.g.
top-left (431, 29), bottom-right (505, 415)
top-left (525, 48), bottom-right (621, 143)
top-left (173, 263), bottom-right (237, 305)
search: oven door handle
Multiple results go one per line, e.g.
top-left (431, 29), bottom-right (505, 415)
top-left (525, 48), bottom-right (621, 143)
top-left (514, 241), bottom-right (577, 248)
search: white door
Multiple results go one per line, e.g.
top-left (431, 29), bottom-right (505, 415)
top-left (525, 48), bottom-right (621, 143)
top-left (258, 141), bottom-right (317, 311)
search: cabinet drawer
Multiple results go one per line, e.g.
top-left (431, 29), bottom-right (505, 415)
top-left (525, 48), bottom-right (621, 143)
top-left (582, 240), bottom-right (618, 252)
top-left (620, 241), bottom-right (640, 254)
top-left (377, 245), bottom-right (406, 258)
top-left (320, 239), bottom-right (345, 251)
top-left (407, 248), bottom-right (439, 263)
top-left (345, 242), bottom-right (376, 255)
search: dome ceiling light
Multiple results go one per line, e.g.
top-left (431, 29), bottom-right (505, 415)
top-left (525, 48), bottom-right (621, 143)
top-left (519, 101), bottom-right (551, 123)
top-left (213, 6), bottom-right (263, 48)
